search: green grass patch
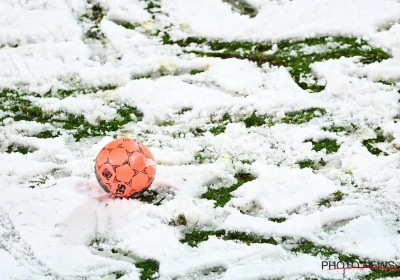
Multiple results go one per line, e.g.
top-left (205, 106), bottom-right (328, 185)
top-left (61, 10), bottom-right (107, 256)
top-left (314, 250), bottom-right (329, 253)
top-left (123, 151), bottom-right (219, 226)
top-left (269, 217), bottom-right (286, 223)
top-left (208, 112), bottom-right (233, 134)
top-left (145, 1), bottom-right (161, 19)
top-left (283, 108), bottom-right (326, 124)
top-left (0, 89), bottom-right (53, 123)
top-left (201, 171), bottom-right (256, 207)
top-left (362, 135), bottom-right (386, 155)
top-left (243, 111), bottom-right (269, 128)
top-left (291, 239), bottom-right (363, 265)
top-left (364, 268), bottom-right (400, 280)
top-left (323, 124), bottom-right (357, 135)
top-left (297, 159), bottom-right (317, 169)
top-left (158, 120), bottom-right (174, 126)
top-left (1, 88), bottom-right (143, 141)
top-left (133, 74), bottom-right (152, 80)
top-left (318, 191), bottom-right (344, 207)
top-left (55, 85), bottom-right (118, 99)
top-left (177, 107), bottom-right (192, 114)
top-left (33, 130), bottom-right (61, 139)
top-left (291, 239), bottom-right (400, 279)
top-left (170, 213), bottom-right (187, 226)
top-left (190, 69), bottom-right (205, 75)
top-left (180, 229), bottom-right (277, 247)
top-left (194, 147), bottom-right (214, 163)
top-left (0, 43), bottom-right (19, 48)
top-left (222, 0), bottom-right (257, 18)
top-left (138, 189), bottom-right (167, 206)
top-left (163, 36), bottom-right (390, 92)
top-left (135, 259), bottom-right (159, 280)
top-left (113, 272), bottom-right (125, 279)
top-left (29, 175), bottom-right (48, 189)
top-left (310, 138), bottom-right (340, 154)
top-left (83, 3), bottom-right (104, 23)
top-left (297, 159), bottom-right (326, 170)
top-left (6, 144), bottom-right (35, 154)
top-left (111, 20), bottom-right (137, 30)
top-left (190, 127), bottom-right (206, 137)
top-left (209, 125), bottom-right (226, 135)
top-left (62, 106), bottom-right (143, 141)
top-left (80, 3), bottom-right (106, 40)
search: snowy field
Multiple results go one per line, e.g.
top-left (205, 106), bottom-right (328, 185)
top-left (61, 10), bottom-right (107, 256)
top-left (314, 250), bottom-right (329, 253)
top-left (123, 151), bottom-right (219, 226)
top-left (1, 0), bottom-right (400, 279)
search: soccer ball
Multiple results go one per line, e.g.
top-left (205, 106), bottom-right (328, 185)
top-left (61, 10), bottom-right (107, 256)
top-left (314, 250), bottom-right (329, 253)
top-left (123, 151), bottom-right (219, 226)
top-left (95, 138), bottom-right (156, 198)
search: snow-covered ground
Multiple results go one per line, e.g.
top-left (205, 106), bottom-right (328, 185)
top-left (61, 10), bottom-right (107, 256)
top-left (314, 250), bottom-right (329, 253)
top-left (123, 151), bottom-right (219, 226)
top-left (1, 0), bottom-right (400, 279)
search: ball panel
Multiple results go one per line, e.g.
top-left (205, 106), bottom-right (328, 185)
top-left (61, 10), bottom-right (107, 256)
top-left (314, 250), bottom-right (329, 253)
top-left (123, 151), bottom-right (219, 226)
top-left (139, 142), bottom-right (154, 160)
top-left (143, 158), bottom-right (156, 178)
top-left (128, 152), bottom-right (147, 172)
top-left (118, 139), bottom-right (141, 153)
top-left (115, 164), bottom-right (135, 183)
top-left (130, 172), bottom-right (150, 192)
top-left (104, 138), bottom-right (124, 149)
top-left (107, 148), bottom-right (129, 166)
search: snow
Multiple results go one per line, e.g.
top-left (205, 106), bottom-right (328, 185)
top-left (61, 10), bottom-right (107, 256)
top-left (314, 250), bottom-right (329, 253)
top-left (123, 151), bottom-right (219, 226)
top-left (1, 0), bottom-right (400, 279)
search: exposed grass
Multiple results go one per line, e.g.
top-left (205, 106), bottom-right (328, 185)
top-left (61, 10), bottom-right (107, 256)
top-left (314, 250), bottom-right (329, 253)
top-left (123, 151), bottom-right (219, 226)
top-left (134, 74), bottom-right (152, 80)
top-left (62, 106), bottom-right (143, 141)
top-left (222, 0), bottom-right (257, 18)
top-left (29, 175), bottom-right (48, 189)
top-left (158, 120), bottom-right (175, 126)
top-left (0, 89), bottom-right (53, 123)
top-left (362, 135), bottom-right (386, 155)
top-left (111, 20), bottom-right (137, 30)
top-left (0, 43), bottom-right (19, 48)
top-left (113, 272), bottom-right (125, 279)
top-left (163, 36), bottom-right (390, 92)
top-left (269, 218), bottom-right (286, 223)
top-left (6, 144), bottom-right (35, 154)
top-left (364, 269), bottom-right (400, 280)
top-left (177, 107), bottom-right (192, 114)
top-left (180, 229), bottom-right (277, 247)
top-left (282, 108), bottom-right (326, 124)
top-left (170, 213), bottom-right (187, 226)
top-left (310, 138), bottom-right (340, 154)
top-left (55, 85), bottom-right (118, 99)
top-left (318, 191), bottom-right (344, 207)
top-left (33, 130), bottom-right (61, 139)
top-left (291, 239), bottom-right (400, 278)
top-left (194, 147), bottom-right (214, 163)
top-left (138, 190), bottom-right (159, 204)
top-left (297, 159), bottom-right (317, 169)
top-left (144, 1), bottom-right (161, 20)
top-left (190, 127), bottom-right (206, 137)
top-left (297, 159), bottom-right (326, 170)
top-left (292, 239), bottom-right (359, 263)
top-left (176, 213), bottom-right (187, 226)
top-left (201, 172), bottom-right (256, 207)
top-left (242, 108), bottom-right (326, 128)
top-left (323, 124), bottom-right (357, 135)
top-left (190, 69), bottom-right (205, 75)
top-left (243, 111), bottom-right (269, 128)
top-left (209, 125), bottom-right (226, 135)
top-left (208, 113), bottom-right (232, 134)
top-left (1, 89), bottom-right (143, 141)
top-left (80, 3), bottom-right (106, 40)
top-left (135, 259), bottom-right (159, 280)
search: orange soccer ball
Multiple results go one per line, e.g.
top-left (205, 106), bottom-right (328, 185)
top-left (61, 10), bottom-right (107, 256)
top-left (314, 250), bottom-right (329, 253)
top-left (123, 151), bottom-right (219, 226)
top-left (95, 138), bottom-right (156, 198)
